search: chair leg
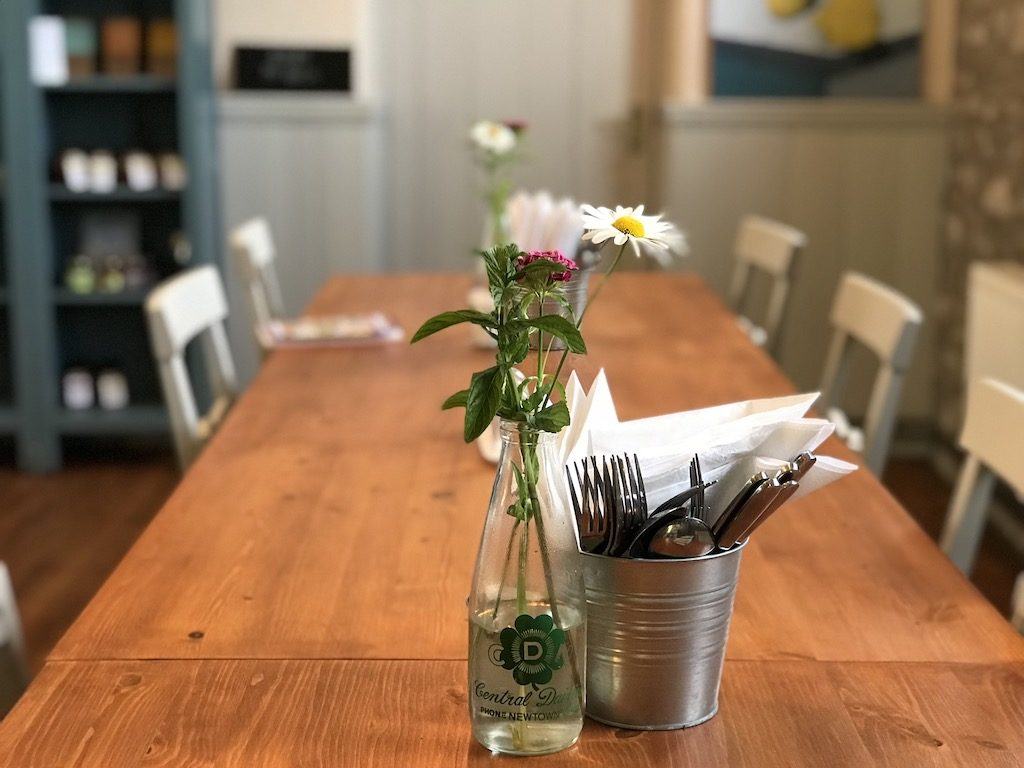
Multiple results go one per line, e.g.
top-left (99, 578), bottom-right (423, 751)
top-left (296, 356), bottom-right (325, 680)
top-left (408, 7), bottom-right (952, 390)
top-left (939, 456), bottom-right (996, 575)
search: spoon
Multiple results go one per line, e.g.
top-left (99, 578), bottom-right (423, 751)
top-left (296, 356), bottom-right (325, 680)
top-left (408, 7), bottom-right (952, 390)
top-left (646, 516), bottom-right (716, 558)
top-left (624, 482), bottom-right (714, 558)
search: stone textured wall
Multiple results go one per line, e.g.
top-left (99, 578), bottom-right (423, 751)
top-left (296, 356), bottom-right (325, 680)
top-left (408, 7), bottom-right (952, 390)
top-left (939, 0), bottom-right (1024, 435)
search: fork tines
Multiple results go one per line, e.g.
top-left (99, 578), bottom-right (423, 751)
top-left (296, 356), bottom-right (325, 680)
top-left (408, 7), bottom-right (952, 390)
top-left (566, 454), bottom-right (649, 556)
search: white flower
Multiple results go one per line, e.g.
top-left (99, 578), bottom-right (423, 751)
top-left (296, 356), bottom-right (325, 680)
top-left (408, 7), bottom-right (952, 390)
top-left (647, 225), bottom-right (689, 266)
top-left (580, 204), bottom-right (681, 258)
top-left (470, 120), bottom-right (516, 156)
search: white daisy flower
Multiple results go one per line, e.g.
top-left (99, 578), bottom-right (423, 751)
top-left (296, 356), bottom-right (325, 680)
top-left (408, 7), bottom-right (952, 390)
top-left (647, 225), bottom-right (689, 266)
top-left (580, 204), bottom-right (680, 258)
top-left (470, 120), bottom-right (517, 156)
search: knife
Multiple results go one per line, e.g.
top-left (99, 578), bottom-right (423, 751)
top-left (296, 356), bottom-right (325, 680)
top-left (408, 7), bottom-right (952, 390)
top-left (711, 471), bottom-right (771, 540)
top-left (716, 476), bottom-right (782, 549)
top-left (735, 479), bottom-right (800, 542)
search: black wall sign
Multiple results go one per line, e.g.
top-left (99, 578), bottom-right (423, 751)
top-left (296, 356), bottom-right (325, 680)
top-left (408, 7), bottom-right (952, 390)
top-left (234, 47), bottom-right (351, 92)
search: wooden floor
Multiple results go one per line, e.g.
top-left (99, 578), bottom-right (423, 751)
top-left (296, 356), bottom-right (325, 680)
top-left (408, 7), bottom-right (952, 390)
top-left (0, 451), bottom-right (178, 672)
top-left (884, 458), bottom-right (1024, 613)
top-left (0, 453), bottom-right (1018, 675)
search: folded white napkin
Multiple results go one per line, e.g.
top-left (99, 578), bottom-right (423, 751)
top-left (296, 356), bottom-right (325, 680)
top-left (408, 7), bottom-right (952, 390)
top-left (559, 371), bottom-right (856, 516)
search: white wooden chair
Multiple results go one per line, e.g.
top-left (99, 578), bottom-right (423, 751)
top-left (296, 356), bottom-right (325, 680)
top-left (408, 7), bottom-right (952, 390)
top-left (230, 218), bottom-right (286, 351)
top-left (727, 215), bottom-right (807, 352)
top-left (939, 378), bottom-right (1024, 580)
top-left (0, 562), bottom-right (29, 713)
top-left (818, 272), bottom-right (923, 476)
top-left (146, 265), bottom-right (238, 469)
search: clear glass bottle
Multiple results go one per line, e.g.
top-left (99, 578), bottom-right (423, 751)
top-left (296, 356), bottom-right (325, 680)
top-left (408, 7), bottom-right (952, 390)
top-left (468, 420), bottom-right (585, 756)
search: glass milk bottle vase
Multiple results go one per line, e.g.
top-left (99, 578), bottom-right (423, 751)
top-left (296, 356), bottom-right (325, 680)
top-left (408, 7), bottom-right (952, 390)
top-left (468, 421), bottom-right (585, 755)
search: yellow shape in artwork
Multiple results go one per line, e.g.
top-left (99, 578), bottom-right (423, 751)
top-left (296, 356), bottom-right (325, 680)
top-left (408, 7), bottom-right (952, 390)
top-left (767, 0), bottom-right (813, 17)
top-left (816, 0), bottom-right (881, 51)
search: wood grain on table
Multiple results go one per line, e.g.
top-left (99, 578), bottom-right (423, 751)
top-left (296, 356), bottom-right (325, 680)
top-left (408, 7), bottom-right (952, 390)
top-left (50, 275), bottom-right (1023, 664)
top-left (1, 274), bottom-right (1021, 766)
top-left (1, 660), bottom-right (1021, 767)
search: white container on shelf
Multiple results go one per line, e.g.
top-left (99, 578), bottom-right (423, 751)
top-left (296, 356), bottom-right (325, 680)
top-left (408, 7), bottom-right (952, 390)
top-left (97, 369), bottom-right (130, 411)
top-left (62, 368), bottom-right (94, 411)
top-left (28, 16), bottom-right (68, 87)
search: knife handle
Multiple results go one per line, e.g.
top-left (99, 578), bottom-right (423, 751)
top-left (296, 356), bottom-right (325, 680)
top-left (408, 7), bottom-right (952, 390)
top-left (735, 480), bottom-right (799, 542)
top-left (717, 479), bottom-right (780, 549)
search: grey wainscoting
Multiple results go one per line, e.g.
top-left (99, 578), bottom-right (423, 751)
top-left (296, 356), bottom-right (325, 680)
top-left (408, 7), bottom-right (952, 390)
top-left (660, 100), bottom-right (949, 430)
top-left (218, 94), bottom-right (384, 383)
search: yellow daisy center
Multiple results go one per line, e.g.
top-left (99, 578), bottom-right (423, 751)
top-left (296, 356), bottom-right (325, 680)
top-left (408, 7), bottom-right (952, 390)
top-left (612, 215), bottom-right (645, 238)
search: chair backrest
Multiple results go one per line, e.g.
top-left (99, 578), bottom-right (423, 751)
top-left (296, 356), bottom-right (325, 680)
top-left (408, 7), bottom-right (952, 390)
top-left (966, 261), bottom-right (1024, 394)
top-left (940, 377), bottom-right (1024, 575)
top-left (0, 562), bottom-right (28, 712)
top-left (727, 215), bottom-right (806, 351)
top-left (819, 271), bottom-right (923, 475)
top-left (146, 265), bottom-right (238, 469)
top-left (959, 378), bottom-right (1024, 497)
top-left (231, 218), bottom-right (286, 344)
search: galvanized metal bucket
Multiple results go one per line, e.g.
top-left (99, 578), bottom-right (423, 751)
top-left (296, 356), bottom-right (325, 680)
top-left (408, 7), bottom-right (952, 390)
top-left (582, 543), bottom-right (746, 730)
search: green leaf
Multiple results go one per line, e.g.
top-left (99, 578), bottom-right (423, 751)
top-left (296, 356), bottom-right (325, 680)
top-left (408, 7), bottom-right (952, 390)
top-left (512, 315), bottom-right (587, 354)
top-left (534, 401), bottom-right (571, 433)
top-left (522, 387), bottom-right (547, 412)
top-left (410, 310), bottom-right (494, 344)
top-left (441, 390), bottom-right (469, 410)
top-left (464, 366), bottom-right (503, 442)
top-left (516, 257), bottom-right (570, 279)
top-left (502, 331), bottom-right (530, 366)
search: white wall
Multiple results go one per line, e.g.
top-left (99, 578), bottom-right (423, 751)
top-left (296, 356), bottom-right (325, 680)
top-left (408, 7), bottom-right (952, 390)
top-left (213, 0), bottom-right (361, 88)
top-left (660, 100), bottom-right (948, 427)
top-left (370, 0), bottom-right (633, 271)
top-left (213, 4), bottom-right (950, 432)
top-left (218, 95), bottom-right (383, 383)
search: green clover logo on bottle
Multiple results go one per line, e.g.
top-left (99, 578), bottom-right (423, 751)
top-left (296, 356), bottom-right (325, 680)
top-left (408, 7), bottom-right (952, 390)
top-left (494, 614), bottom-right (565, 687)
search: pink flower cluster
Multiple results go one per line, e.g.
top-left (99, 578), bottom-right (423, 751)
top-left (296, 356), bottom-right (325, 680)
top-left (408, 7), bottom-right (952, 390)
top-left (516, 250), bottom-right (579, 283)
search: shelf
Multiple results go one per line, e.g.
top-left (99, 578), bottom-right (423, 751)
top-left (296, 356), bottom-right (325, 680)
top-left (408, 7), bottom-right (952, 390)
top-left (44, 76), bottom-right (176, 94)
top-left (56, 405), bottom-right (167, 435)
top-left (54, 288), bottom-right (151, 306)
top-left (0, 0), bottom-right (218, 470)
top-left (50, 185), bottom-right (181, 203)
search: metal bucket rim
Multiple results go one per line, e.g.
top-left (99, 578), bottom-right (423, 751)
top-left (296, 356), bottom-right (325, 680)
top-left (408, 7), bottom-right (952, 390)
top-left (581, 539), bottom-right (747, 567)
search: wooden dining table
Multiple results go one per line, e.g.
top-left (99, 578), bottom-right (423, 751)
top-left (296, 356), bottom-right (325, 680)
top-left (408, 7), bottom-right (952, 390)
top-left (1, 273), bottom-right (1022, 766)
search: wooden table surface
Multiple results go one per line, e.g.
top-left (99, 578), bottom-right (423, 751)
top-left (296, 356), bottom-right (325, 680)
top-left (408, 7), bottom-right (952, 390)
top-left (1, 274), bottom-right (1022, 766)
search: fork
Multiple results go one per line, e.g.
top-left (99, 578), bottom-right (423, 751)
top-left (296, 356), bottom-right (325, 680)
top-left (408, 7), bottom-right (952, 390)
top-left (615, 454), bottom-right (648, 544)
top-left (567, 454), bottom-right (647, 555)
top-left (567, 462), bottom-right (608, 553)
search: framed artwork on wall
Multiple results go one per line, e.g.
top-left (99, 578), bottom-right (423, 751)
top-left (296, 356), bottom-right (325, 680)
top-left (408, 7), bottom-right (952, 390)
top-left (710, 0), bottom-right (924, 97)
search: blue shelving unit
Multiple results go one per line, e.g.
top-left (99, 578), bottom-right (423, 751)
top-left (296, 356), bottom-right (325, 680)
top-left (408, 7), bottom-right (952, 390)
top-left (0, 0), bottom-right (221, 471)
top-left (0, 38), bottom-right (20, 442)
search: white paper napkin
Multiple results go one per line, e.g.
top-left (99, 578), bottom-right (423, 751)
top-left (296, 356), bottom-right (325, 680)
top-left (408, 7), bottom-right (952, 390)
top-left (560, 372), bottom-right (857, 515)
